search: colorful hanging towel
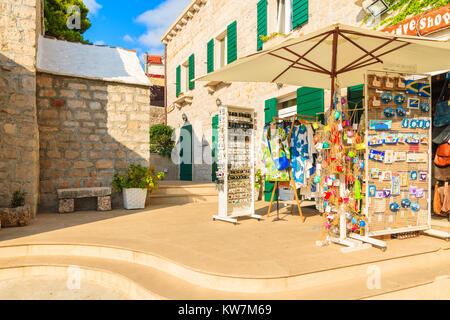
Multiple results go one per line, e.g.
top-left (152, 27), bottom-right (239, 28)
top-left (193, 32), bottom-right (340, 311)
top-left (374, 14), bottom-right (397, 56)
top-left (261, 126), bottom-right (290, 182)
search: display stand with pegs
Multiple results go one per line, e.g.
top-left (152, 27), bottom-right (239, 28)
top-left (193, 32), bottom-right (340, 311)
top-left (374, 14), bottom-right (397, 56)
top-left (266, 114), bottom-right (316, 223)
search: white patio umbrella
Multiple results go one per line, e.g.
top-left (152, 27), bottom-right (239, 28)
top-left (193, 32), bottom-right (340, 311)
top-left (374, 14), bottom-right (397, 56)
top-left (196, 23), bottom-right (450, 101)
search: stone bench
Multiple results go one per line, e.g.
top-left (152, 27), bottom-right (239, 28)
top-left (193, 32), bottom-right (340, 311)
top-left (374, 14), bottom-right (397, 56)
top-left (57, 187), bottom-right (112, 213)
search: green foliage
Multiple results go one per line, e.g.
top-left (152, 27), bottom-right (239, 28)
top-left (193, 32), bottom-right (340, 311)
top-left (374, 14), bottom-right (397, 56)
top-left (11, 190), bottom-right (25, 208)
top-left (150, 124), bottom-right (175, 158)
top-left (44, 0), bottom-right (91, 43)
top-left (376, 0), bottom-right (449, 28)
top-left (259, 32), bottom-right (288, 43)
top-left (254, 169), bottom-right (263, 190)
top-left (112, 164), bottom-right (165, 193)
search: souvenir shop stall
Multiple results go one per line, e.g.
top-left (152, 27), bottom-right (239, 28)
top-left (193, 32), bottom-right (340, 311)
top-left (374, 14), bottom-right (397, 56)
top-left (364, 71), bottom-right (433, 238)
top-left (201, 24), bottom-right (450, 249)
top-left (431, 73), bottom-right (450, 224)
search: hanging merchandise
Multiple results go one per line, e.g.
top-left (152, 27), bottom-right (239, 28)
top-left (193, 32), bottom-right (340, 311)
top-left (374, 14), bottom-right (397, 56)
top-left (261, 124), bottom-right (291, 182)
top-left (433, 73), bottom-right (449, 127)
top-left (213, 105), bottom-right (261, 224)
top-left (365, 71), bottom-right (432, 236)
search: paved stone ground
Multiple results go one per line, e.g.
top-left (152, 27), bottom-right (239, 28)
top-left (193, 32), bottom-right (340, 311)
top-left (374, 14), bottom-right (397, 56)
top-left (0, 201), bottom-right (448, 277)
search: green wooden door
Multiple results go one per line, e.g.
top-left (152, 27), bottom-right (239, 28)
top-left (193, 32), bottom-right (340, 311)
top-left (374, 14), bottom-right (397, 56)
top-left (297, 87), bottom-right (324, 123)
top-left (348, 84), bottom-right (365, 124)
top-left (180, 125), bottom-right (193, 181)
top-left (211, 115), bottom-right (219, 181)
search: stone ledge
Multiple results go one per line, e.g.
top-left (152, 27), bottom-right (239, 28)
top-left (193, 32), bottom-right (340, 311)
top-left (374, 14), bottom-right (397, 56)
top-left (0, 206), bottom-right (32, 228)
top-left (57, 187), bottom-right (111, 199)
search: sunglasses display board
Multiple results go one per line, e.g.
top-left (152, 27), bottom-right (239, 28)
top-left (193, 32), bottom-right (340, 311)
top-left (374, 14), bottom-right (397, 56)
top-left (364, 71), bottom-right (432, 236)
top-left (213, 105), bottom-right (262, 224)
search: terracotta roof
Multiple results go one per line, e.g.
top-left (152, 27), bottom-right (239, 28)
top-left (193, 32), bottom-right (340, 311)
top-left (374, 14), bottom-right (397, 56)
top-left (148, 55), bottom-right (163, 65)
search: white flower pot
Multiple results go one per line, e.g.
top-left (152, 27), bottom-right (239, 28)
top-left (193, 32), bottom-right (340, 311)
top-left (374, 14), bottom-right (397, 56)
top-left (123, 188), bottom-right (148, 210)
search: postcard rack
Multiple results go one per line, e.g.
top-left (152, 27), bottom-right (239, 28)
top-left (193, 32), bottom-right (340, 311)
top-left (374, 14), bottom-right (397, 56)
top-left (213, 105), bottom-right (262, 224)
top-left (364, 71), bottom-right (432, 237)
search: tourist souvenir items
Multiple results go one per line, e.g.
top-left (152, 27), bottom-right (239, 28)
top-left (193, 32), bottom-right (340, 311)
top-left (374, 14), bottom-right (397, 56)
top-left (396, 106), bottom-right (406, 116)
top-left (410, 186), bottom-right (418, 196)
top-left (384, 133), bottom-right (398, 144)
top-left (401, 197), bottom-right (411, 208)
top-left (400, 172), bottom-right (408, 186)
top-left (394, 95), bottom-right (406, 105)
top-left (375, 190), bottom-right (385, 199)
top-left (371, 168), bottom-right (380, 179)
top-left (420, 103), bottom-right (430, 113)
top-left (415, 188), bottom-right (425, 198)
top-left (381, 93), bottom-right (393, 104)
top-left (370, 120), bottom-right (392, 130)
top-left (418, 119), bottom-right (425, 129)
top-left (369, 149), bottom-right (385, 162)
top-left (418, 82), bottom-right (431, 97)
top-left (407, 98), bottom-right (420, 109)
top-left (383, 189), bottom-right (392, 198)
top-left (419, 172), bottom-right (427, 181)
top-left (369, 75), bottom-right (382, 88)
top-left (384, 150), bottom-right (394, 164)
top-left (407, 152), bottom-right (427, 163)
top-left (368, 135), bottom-right (383, 146)
top-left (390, 202), bottom-right (400, 212)
top-left (401, 119), bottom-right (409, 128)
top-left (410, 171), bottom-right (418, 180)
top-left (385, 77), bottom-right (394, 89)
top-left (384, 107), bottom-right (395, 118)
top-left (411, 202), bottom-right (421, 212)
top-left (369, 185), bottom-right (376, 197)
top-left (405, 79), bottom-right (420, 94)
top-left (381, 171), bottom-right (392, 181)
top-left (396, 77), bottom-right (406, 90)
top-left (409, 134), bottom-right (420, 144)
top-left (410, 119), bottom-right (418, 128)
top-left (398, 133), bottom-right (407, 143)
top-left (420, 134), bottom-right (428, 144)
top-left (394, 152), bottom-right (406, 162)
top-left (424, 120), bottom-right (431, 129)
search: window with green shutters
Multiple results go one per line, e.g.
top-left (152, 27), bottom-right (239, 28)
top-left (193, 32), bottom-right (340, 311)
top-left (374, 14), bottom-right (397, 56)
top-left (227, 21), bottom-right (237, 64)
top-left (176, 65), bottom-right (181, 97)
top-left (348, 84), bottom-right (365, 123)
top-left (297, 87), bottom-right (324, 122)
top-left (207, 39), bottom-right (214, 73)
top-left (188, 54), bottom-right (195, 90)
top-left (292, 0), bottom-right (308, 30)
top-left (257, 0), bottom-right (267, 52)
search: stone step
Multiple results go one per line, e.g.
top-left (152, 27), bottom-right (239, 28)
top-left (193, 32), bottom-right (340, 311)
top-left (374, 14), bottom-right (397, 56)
top-left (0, 251), bottom-right (448, 300)
top-left (150, 181), bottom-right (218, 205)
top-left (0, 243), bottom-right (448, 299)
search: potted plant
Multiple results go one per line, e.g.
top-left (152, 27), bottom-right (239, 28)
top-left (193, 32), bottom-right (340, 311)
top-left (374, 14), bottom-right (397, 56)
top-left (0, 190), bottom-right (31, 228)
top-left (112, 164), bottom-right (165, 210)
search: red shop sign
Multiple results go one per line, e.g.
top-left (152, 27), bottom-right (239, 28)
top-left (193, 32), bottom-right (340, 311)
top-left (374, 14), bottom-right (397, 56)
top-left (382, 4), bottom-right (450, 37)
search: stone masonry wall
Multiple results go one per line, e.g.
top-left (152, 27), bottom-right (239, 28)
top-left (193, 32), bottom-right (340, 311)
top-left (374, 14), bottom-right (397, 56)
top-left (165, 0), bottom-right (374, 182)
top-left (37, 72), bottom-right (152, 212)
top-left (0, 0), bottom-right (40, 216)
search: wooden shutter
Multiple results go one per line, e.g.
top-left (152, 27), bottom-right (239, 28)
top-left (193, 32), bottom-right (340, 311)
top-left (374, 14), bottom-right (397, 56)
top-left (297, 87), bottom-right (324, 121)
top-left (292, 0), bottom-right (308, 30)
top-left (176, 65), bottom-right (181, 97)
top-left (207, 39), bottom-right (214, 73)
top-left (188, 54), bottom-right (195, 90)
top-left (227, 21), bottom-right (237, 64)
top-left (257, 0), bottom-right (267, 51)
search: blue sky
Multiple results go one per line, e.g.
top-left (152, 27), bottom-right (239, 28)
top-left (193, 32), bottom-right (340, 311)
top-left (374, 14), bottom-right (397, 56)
top-left (82, 0), bottom-right (191, 62)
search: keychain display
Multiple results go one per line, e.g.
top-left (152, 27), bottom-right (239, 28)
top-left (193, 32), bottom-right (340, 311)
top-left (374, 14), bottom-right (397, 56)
top-left (365, 72), bottom-right (432, 236)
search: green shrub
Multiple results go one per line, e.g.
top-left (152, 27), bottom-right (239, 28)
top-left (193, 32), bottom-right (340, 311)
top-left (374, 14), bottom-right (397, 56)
top-left (112, 164), bottom-right (165, 193)
top-left (11, 190), bottom-right (25, 208)
top-left (150, 124), bottom-right (175, 158)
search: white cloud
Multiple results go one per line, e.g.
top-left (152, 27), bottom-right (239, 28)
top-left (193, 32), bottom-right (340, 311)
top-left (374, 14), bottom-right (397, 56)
top-left (135, 0), bottom-right (191, 53)
top-left (123, 34), bottom-right (135, 43)
top-left (94, 40), bottom-right (105, 45)
top-left (84, 0), bottom-right (102, 16)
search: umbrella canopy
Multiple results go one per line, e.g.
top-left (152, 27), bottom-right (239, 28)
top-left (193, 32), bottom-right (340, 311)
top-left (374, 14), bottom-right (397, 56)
top-left (195, 23), bottom-right (450, 90)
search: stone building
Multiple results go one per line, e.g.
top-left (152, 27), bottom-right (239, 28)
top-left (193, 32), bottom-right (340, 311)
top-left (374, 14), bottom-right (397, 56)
top-left (144, 54), bottom-right (165, 108)
top-left (161, 0), bottom-right (450, 192)
top-left (1, 0), bottom-right (163, 216)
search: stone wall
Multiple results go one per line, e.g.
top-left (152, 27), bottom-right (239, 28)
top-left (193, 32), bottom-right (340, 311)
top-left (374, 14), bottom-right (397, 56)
top-left (0, 0), bottom-right (40, 216)
top-left (36, 72), bottom-right (152, 212)
top-left (164, 0), bottom-right (372, 182)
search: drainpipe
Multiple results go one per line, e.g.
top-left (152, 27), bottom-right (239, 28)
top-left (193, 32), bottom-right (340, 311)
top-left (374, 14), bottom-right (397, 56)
top-left (164, 43), bottom-right (168, 125)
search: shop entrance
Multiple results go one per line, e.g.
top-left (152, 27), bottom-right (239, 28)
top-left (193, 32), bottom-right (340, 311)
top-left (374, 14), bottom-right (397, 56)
top-left (179, 124), bottom-right (193, 181)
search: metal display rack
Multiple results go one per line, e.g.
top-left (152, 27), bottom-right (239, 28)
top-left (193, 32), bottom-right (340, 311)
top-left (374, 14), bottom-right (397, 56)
top-left (213, 105), bottom-right (262, 224)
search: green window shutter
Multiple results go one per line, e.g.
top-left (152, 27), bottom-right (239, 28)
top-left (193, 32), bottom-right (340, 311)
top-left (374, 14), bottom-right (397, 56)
top-left (188, 54), bottom-right (195, 90)
top-left (264, 97), bottom-right (277, 125)
top-left (227, 21), bottom-right (237, 64)
top-left (297, 87), bottom-right (324, 122)
top-left (207, 39), bottom-right (214, 73)
top-left (348, 84), bottom-right (365, 123)
top-left (257, 0), bottom-right (267, 52)
top-left (292, 0), bottom-right (308, 30)
top-left (176, 65), bottom-right (181, 97)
